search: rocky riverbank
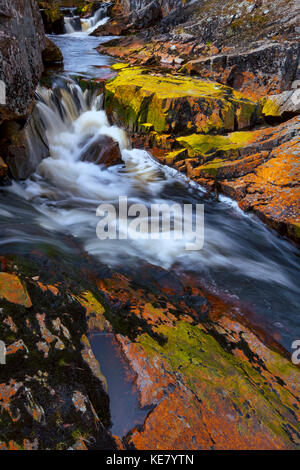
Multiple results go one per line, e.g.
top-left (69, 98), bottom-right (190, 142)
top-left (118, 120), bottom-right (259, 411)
top-left (96, 0), bottom-right (300, 243)
top-left (0, 0), bottom-right (299, 452)
top-left (1, 251), bottom-right (300, 449)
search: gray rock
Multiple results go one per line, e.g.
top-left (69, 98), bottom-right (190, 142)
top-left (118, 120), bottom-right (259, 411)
top-left (0, 0), bottom-right (46, 124)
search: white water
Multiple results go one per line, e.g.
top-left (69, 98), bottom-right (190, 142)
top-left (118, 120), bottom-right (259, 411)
top-left (64, 5), bottom-right (109, 35)
top-left (6, 79), bottom-right (299, 298)
top-left (10, 80), bottom-right (203, 268)
top-left (0, 68), bottom-right (298, 349)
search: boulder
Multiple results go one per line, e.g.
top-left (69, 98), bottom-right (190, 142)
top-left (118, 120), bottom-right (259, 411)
top-left (80, 134), bottom-right (122, 166)
top-left (105, 66), bottom-right (260, 135)
top-left (42, 37), bottom-right (64, 66)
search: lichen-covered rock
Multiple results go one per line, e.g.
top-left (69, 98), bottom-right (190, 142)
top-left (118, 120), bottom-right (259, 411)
top-left (181, 41), bottom-right (300, 100)
top-left (0, 0), bottom-right (46, 124)
top-left (105, 66), bottom-right (259, 135)
top-left (97, 268), bottom-right (300, 450)
top-left (155, 117), bottom-right (300, 243)
top-left (0, 257), bottom-right (117, 450)
top-left (99, 0), bottom-right (300, 97)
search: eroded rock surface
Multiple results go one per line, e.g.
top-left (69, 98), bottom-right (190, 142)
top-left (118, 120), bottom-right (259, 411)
top-left (0, 0), bottom-right (46, 124)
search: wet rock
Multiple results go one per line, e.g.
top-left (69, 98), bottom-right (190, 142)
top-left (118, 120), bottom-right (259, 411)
top-left (0, 110), bottom-right (49, 180)
top-left (105, 66), bottom-right (259, 135)
top-left (40, 2), bottom-right (65, 34)
top-left (80, 134), bottom-right (122, 167)
top-left (0, 257), bottom-right (117, 450)
top-left (42, 37), bottom-right (64, 66)
top-left (0, 0), bottom-right (46, 124)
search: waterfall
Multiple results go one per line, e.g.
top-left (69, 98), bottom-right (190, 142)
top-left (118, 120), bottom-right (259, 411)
top-left (63, 5), bottom-right (109, 35)
top-left (64, 16), bottom-right (82, 34)
top-left (81, 5), bottom-right (110, 34)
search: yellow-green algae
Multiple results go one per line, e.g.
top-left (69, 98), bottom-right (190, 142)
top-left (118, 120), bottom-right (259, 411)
top-left (176, 131), bottom-right (254, 158)
top-left (261, 97), bottom-right (281, 117)
top-left (105, 67), bottom-right (259, 134)
top-left (137, 321), bottom-right (300, 446)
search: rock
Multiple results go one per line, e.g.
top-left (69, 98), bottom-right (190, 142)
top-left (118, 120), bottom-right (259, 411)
top-left (0, 109), bottom-right (50, 180)
top-left (42, 37), bottom-right (64, 66)
top-left (262, 89), bottom-right (300, 118)
top-left (105, 66), bottom-right (259, 135)
top-left (40, 3), bottom-right (65, 34)
top-left (98, 267), bottom-right (300, 450)
top-left (0, 256), bottom-right (118, 450)
top-left (181, 41), bottom-right (300, 99)
top-left (0, 0), bottom-right (46, 124)
top-left (80, 134), bottom-right (122, 166)
top-left (0, 157), bottom-right (8, 183)
top-left (155, 117), bottom-right (300, 243)
top-left (0, 272), bottom-right (32, 308)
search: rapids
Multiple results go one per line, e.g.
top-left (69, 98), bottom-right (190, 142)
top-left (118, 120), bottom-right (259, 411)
top-left (0, 14), bottom-right (299, 351)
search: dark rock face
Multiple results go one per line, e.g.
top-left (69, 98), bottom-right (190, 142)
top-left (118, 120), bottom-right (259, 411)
top-left (0, 0), bottom-right (46, 124)
top-left (94, 0), bottom-right (183, 35)
top-left (0, 108), bottom-right (50, 180)
top-left (0, 256), bottom-right (118, 450)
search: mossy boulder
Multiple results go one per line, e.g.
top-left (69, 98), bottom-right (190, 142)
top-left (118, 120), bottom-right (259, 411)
top-left (105, 66), bottom-right (259, 135)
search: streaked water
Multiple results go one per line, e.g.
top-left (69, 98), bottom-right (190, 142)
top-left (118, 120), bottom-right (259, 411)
top-left (0, 23), bottom-right (299, 352)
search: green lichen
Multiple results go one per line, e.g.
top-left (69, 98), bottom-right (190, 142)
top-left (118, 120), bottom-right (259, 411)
top-left (137, 321), bottom-right (300, 445)
top-left (105, 67), bottom-right (259, 135)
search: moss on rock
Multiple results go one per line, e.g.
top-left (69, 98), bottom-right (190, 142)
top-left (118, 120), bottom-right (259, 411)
top-left (105, 67), bottom-right (259, 135)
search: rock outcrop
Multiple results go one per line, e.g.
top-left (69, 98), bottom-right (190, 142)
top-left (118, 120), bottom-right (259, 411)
top-left (0, 0), bottom-right (46, 124)
top-left (0, 255), bottom-right (117, 450)
top-left (1, 250), bottom-right (299, 450)
top-left (105, 66), bottom-right (260, 135)
top-left (104, 65), bottom-right (300, 243)
top-left (97, 0), bottom-right (300, 99)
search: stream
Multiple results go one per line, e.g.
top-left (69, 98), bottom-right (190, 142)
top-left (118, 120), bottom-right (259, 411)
top-left (0, 4), bottom-right (299, 437)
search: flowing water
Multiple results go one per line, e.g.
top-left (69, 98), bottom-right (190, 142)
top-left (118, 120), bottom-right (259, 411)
top-left (0, 9), bottom-right (299, 356)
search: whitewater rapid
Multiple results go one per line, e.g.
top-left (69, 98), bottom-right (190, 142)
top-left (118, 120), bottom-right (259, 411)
top-left (0, 24), bottom-right (298, 349)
